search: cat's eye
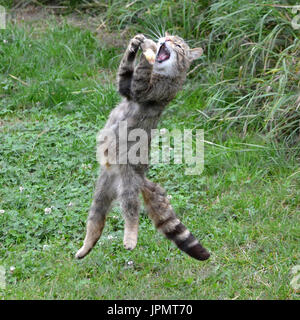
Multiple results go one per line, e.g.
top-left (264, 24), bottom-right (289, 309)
top-left (175, 44), bottom-right (182, 48)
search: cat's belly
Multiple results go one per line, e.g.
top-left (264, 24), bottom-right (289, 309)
top-left (96, 99), bottom-right (161, 170)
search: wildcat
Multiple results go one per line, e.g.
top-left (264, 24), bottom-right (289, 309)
top-left (75, 33), bottom-right (210, 261)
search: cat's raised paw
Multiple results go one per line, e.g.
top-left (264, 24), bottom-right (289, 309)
top-left (141, 39), bottom-right (157, 64)
top-left (141, 39), bottom-right (157, 53)
top-left (129, 34), bottom-right (145, 52)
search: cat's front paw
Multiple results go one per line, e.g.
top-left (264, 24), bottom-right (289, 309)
top-left (129, 34), bottom-right (145, 53)
top-left (141, 39), bottom-right (157, 64)
top-left (141, 39), bottom-right (157, 53)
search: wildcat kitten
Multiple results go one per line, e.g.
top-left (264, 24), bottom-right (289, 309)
top-left (75, 33), bottom-right (210, 261)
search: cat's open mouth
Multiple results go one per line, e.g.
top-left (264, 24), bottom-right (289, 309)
top-left (156, 43), bottom-right (170, 63)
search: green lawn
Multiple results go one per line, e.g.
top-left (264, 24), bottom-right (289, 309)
top-left (0, 2), bottom-right (299, 299)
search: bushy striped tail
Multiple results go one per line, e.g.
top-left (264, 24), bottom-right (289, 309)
top-left (141, 178), bottom-right (210, 261)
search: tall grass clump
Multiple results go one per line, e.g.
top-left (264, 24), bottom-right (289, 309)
top-left (196, 0), bottom-right (300, 145)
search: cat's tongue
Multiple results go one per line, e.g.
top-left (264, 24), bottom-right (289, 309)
top-left (156, 44), bottom-right (170, 63)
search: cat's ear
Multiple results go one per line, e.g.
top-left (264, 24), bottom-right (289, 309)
top-left (188, 47), bottom-right (203, 61)
top-left (165, 31), bottom-right (170, 37)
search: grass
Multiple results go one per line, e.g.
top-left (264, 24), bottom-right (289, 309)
top-left (0, 1), bottom-right (299, 299)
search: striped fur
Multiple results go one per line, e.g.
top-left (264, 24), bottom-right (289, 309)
top-left (141, 179), bottom-right (210, 261)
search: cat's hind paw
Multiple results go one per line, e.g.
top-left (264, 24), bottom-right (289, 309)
top-left (75, 246), bottom-right (90, 259)
top-left (123, 237), bottom-right (137, 250)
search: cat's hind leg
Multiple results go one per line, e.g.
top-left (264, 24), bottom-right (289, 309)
top-left (119, 169), bottom-right (143, 250)
top-left (75, 170), bottom-right (116, 259)
top-left (120, 189), bottom-right (140, 250)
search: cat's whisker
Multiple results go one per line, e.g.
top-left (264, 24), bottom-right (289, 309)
top-left (144, 26), bottom-right (158, 40)
top-left (148, 30), bottom-right (159, 41)
top-left (147, 19), bottom-right (165, 40)
top-left (146, 24), bottom-right (161, 41)
top-left (160, 25), bottom-right (166, 38)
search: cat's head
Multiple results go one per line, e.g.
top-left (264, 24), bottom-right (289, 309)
top-left (153, 32), bottom-right (203, 77)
